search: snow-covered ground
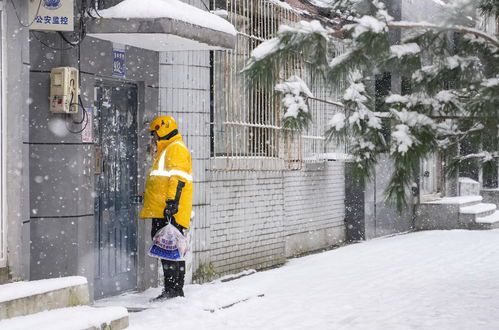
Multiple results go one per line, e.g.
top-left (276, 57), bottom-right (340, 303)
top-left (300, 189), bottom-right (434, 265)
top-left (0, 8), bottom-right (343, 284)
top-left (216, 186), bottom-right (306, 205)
top-left (98, 230), bottom-right (499, 329)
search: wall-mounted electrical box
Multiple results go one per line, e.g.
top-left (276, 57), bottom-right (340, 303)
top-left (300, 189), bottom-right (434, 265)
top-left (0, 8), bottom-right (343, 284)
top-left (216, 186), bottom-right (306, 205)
top-left (50, 67), bottom-right (79, 114)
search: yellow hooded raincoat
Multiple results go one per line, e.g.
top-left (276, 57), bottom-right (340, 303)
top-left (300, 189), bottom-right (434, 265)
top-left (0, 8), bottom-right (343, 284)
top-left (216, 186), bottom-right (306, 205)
top-left (140, 135), bottom-right (193, 229)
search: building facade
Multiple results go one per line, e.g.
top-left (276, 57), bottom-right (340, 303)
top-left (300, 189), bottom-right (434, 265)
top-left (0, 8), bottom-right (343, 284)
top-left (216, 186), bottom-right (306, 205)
top-left (2, 0), bottom-right (469, 299)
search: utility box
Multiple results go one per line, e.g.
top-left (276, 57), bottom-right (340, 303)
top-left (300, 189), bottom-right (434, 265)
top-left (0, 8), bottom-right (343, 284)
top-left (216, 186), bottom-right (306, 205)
top-left (50, 67), bottom-right (79, 114)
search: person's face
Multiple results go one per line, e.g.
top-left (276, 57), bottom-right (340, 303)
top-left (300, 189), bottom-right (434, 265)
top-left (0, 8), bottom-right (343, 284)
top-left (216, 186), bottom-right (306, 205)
top-left (150, 130), bottom-right (159, 144)
top-left (149, 131), bottom-right (159, 155)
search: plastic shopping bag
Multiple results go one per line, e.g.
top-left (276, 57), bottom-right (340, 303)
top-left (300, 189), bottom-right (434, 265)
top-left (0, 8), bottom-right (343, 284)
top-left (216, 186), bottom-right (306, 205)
top-left (148, 223), bottom-right (188, 261)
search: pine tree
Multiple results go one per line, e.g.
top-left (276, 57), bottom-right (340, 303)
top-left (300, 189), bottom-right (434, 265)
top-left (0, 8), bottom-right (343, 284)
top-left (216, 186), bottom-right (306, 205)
top-left (244, 0), bottom-right (499, 210)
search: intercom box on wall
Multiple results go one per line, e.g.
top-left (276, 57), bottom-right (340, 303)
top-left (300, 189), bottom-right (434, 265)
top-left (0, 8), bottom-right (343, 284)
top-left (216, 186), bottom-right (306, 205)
top-left (50, 67), bottom-right (79, 114)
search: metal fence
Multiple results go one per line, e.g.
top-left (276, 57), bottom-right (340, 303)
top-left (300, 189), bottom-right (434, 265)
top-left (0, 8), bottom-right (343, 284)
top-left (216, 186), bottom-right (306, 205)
top-left (478, 14), bottom-right (498, 36)
top-left (211, 0), bottom-right (346, 170)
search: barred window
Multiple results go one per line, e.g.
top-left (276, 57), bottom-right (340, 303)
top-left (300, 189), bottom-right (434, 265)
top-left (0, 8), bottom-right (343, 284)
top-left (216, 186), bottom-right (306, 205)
top-left (211, 0), bottom-right (346, 170)
top-left (211, 0), bottom-right (300, 170)
top-left (285, 72), bottom-right (347, 170)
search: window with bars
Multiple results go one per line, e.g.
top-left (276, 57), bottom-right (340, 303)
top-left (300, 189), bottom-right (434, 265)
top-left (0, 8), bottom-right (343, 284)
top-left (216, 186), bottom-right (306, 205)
top-left (211, 0), bottom-right (300, 170)
top-left (285, 72), bottom-right (347, 169)
top-left (211, 0), bottom-right (346, 170)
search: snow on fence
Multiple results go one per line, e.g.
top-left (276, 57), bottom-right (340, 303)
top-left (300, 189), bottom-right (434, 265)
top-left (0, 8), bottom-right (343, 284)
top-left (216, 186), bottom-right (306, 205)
top-left (211, 0), bottom-right (345, 170)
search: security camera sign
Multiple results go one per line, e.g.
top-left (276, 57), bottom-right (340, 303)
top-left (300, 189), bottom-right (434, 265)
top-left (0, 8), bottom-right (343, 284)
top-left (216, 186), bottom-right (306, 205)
top-left (29, 0), bottom-right (74, 31)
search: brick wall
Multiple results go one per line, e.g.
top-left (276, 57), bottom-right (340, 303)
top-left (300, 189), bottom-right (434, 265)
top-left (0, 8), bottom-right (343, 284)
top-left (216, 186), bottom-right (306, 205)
top-left (284, 162), bottom-right (346, 257)
top-left (208, 170), bottom-right (286, 275)
top-left (205, 163), bottom-right (346, 278)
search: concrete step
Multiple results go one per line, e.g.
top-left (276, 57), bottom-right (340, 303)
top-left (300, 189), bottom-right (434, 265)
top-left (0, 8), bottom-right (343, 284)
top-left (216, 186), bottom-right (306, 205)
top-left (416, 196), bottom-right (484, 230)
top-left (0, 276), bottom-right (89, 320)
top-left (0, 306), bottom-right (128, 330)
top-left (459, 203), bottom-right (497, 228)
top-left (475, 210), bottom-right (499, 230)
top-left (426, 195), bottom-right (482, 208)
top-left (459, 203), bottom-right (496, 217)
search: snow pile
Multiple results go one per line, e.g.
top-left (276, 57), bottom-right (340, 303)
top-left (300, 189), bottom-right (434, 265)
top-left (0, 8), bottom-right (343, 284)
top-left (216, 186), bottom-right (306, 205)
top-left (446, 55), bottom-right (460, 69)
top-left (342, 72), bottom-right (383, 131)
top-left (210, 9), bottom-right (229, 19)
top-left (278, 20), bottom-right (329, 39)
top-left (391, 124), bottom-right (414, 154)
top-left (435, 90), bottom-right (457, 103)
top-left (343, 77), bottom-right (367, 104)
top-left (250, 20), bottom-right (328, 62)
top-left (348, 15), bottom-right (388, 38)
top-left (482, 77), bottom-right (499, 88)
top-left (268, 0), bottom-right (293, 11)
top-left (0, 276), bottom-right (87, 303)
top-left (0, 306), bottom-right (127, 330)
top-left (392, 109), bottom-right (434, 128)
top-left (275, 76), bottom-right (313, 119)
top-left (431, 0), bottom-right (449, 6)
top-left (459, 151), bottom-right (495, 162)
top-left (329, 50), bottom-right (353, 68)
top-left (348, 109), bottom-right (382, 130)
top-left (96, 0), bottom-right (237, 36)
top-left (390, 43), bottom-right (421, 58)
top-left (98, 230), bottom-right (499, 330)
top-left (390, 109), bottom-right (434, 155)
top-left (250, 38), bottom-right (281, 61)
top-left (458, 177), bottom-right (480, 184)
top-left (309, 0), bottom-right (332, 7)
top-left (385, 94), bottom-right (409, 104)
top-left (328, 113), bottom-right (346, 131)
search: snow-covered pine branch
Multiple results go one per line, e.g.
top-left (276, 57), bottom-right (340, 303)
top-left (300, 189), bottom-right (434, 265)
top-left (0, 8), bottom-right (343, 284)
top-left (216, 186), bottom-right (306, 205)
top-left (386, 21), bottom-right (499, 48)
top-left (274, 76), bottom-right (314, 130)
top-left (244, 0), bottom-right (499, 210)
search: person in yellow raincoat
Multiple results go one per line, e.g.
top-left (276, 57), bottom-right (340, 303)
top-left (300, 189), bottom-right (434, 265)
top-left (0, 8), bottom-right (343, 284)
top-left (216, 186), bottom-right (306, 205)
top-left (140, 115), bottom-right (193, 300)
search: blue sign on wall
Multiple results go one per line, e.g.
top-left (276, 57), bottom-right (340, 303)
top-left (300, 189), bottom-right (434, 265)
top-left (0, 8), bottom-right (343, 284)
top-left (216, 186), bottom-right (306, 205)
top-left (112, 50), bottom-right (126, 78)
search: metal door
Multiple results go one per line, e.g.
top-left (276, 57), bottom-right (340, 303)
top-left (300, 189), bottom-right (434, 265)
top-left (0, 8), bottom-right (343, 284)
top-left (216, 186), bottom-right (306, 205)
top-left (421, 153), bottom-right (438, 196)
top-left (94, 82), bottom-right (139, 298)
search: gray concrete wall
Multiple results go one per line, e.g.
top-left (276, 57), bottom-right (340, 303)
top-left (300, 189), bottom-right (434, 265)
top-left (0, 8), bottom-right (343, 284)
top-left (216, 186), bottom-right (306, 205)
top-left (365, 155), bottom-right (413, 239)
top-left (4, 0), bottom-right (31, 282)
top-left (28, 31), bottom-right (159, 297)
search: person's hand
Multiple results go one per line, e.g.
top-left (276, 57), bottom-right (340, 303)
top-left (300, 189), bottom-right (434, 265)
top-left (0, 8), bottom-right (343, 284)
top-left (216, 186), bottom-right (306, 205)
top-left (164, 200), bottom-right (179, 220)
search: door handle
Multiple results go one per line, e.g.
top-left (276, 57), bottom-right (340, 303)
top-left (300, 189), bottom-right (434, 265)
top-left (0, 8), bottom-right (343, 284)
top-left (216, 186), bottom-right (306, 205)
top-left (130, 195), bottom-right (143, 205)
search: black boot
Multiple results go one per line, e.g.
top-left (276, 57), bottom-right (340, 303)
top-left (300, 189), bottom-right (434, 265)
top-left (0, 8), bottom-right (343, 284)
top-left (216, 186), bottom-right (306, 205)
top-left (175, 261), bottom-right (186, 297)
top-left (152, 260), bottom-right (185, 301)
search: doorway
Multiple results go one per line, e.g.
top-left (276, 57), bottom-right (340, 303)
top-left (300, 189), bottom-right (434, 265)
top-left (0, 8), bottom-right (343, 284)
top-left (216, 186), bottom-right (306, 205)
top-left (94, 81), bottom-right (139, 298)
top-left (421, 153), bottom-right (439, 196)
